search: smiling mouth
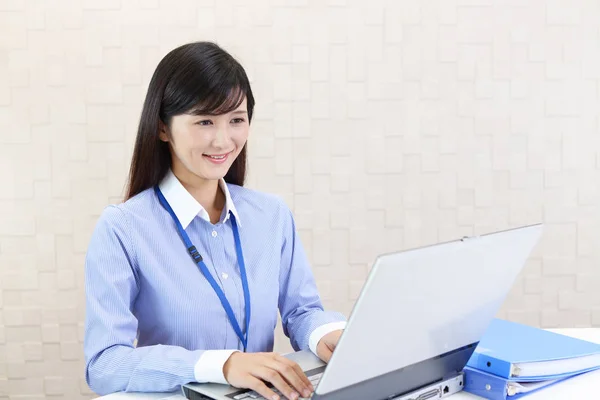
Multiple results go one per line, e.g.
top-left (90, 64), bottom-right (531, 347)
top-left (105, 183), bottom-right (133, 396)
top-left (202, 151), bottom-right (233, 164)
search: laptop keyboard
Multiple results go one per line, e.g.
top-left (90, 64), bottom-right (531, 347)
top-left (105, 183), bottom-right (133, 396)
top-left (231, 372), bottom-right (323, 400)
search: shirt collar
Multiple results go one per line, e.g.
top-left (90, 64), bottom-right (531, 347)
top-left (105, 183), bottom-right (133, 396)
top-left (158, 169), bottom-right (240, 229)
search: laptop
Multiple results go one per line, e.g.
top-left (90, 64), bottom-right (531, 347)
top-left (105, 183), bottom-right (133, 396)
top-left (182, 223), bottom-right (544, 400)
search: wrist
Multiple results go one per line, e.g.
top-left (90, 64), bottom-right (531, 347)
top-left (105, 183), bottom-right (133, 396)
top-left (223, 351), bottom-right (241, 379)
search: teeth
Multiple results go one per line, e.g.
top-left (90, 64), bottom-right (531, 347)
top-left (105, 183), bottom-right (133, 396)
top-left (207, 155), bottom-right (225, 159)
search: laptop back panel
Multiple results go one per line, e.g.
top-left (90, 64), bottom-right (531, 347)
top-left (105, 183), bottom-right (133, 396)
top-left (314, 224), bottom-right (543, 398)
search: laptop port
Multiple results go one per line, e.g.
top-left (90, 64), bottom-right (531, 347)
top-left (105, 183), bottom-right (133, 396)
top-left (415, 389), bottom-right (439, 400)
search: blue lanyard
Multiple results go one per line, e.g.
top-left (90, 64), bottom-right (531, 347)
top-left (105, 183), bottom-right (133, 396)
top-left (154, 186), bottom-right (251, 352)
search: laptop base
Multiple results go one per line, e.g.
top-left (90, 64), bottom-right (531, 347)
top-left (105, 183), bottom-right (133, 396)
top-left (182, 373), bottom-right (464, 400)
top-left (182, 343), bottom-right (473, 400)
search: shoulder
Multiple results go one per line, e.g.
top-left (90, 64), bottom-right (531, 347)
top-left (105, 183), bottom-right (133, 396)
top-left (93, 188), bottom-right (156, 233)
top-left (87, 189), bottom-right (158, 264)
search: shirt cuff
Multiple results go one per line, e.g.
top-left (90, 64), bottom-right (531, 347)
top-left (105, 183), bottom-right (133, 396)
top-left (194, 349), bottom-right (240, 384)
top-left (308, 321), bottom-right (347, 356)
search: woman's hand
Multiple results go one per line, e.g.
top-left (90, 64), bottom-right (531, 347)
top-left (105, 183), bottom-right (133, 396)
top-left (222, 352), bottom-right (314, 400)
top-left (316, 329), bottom-right (344, 363)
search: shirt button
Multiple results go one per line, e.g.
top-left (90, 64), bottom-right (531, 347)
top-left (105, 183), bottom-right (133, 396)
top-left (212, 230), bottom-right (217, 237)
top-left (222, 272), bottom-right (228, 280)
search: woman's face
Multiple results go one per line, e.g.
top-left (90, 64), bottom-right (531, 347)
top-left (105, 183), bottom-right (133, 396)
top-left (160, 97), bottom-right (249, 182)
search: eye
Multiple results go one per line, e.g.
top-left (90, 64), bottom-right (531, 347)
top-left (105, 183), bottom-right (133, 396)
top-left (231, 118), bottom-right (245, 124)
top-left (196, 120), bottom-right (213, 126)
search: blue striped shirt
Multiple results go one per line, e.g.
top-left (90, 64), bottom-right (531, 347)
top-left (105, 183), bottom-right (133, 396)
top-left (83, 170), bottom-right (347, 395)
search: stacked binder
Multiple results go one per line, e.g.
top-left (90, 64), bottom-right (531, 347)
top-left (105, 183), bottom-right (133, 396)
top-left (463, 318), bottom-right (600, 399)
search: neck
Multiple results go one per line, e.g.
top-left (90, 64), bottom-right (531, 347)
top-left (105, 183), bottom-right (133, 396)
top-left (171, 164), bottom-right (225, 224)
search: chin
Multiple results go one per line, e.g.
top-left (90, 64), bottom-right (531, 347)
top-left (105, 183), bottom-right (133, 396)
top-left (196, 168), bottom-right (230, 181)
top-left (194, 172), bottom-right (226, 181)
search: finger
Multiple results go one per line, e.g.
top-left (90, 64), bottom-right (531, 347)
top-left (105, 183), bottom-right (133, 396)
top-left (248, 375), bottom-right (281, 400)
top-left (276, 355), bottom-right (313, 390)
top-left (254, 367), bottom-right (297, 400)
top-left (267, 358), bottom-right (312, 398)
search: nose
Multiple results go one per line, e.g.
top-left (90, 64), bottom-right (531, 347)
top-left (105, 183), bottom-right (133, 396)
top-left (212, 123), bottom-right (232, 149)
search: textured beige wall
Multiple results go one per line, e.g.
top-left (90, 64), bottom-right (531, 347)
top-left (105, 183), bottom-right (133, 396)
top-left (1, 0), bottom-right (600, 398)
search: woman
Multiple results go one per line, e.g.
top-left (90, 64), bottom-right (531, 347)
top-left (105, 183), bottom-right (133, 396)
top-left (83, 41), bottom-right (346, 400)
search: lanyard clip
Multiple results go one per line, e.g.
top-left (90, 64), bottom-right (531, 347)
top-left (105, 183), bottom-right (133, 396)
top-left (188, 246), bottom-right (203, 262)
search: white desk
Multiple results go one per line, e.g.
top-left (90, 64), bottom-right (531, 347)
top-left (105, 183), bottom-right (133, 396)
top-left (96, 328), bottom-right (600, 400)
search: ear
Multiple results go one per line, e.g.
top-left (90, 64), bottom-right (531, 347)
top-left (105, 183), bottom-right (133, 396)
top-left (158, 121), bottom-right (169, 142)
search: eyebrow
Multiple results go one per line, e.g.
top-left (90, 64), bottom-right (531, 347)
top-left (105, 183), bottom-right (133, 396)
top-left (188, 109), bottom-right (247, 116)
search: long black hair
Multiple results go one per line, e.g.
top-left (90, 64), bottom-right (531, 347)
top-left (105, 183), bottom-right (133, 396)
top-left (125, 41), bottom-right (255, 201)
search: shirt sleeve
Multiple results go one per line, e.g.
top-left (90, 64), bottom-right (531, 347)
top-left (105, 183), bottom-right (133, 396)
top-left (308, 321), bottom-right (348, 355)
top-left (194, 349), bottom-right (240, 385)
top-left (83, 205), bottom-right (235, 394)
top-left (276, 200), bottom-right (347, 354)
